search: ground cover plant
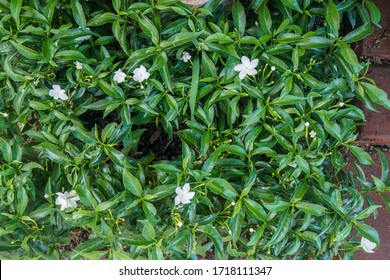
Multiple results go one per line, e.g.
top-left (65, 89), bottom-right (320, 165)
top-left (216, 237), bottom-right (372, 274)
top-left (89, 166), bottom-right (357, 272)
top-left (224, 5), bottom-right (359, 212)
top-left (1, 0), bottom-right (390, 260)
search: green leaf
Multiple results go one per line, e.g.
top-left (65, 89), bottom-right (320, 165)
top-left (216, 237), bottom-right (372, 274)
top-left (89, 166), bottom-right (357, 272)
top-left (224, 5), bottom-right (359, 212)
top-left (295, 201), bottom-right (326, 217)
top-left (326, 0), bottom-right (340, 36)
top-left (355, 205), bottom-right (381, 220)
top-left (10, 0), bottom-right (22, 26)
top-left (295, 155), bottom-right (310, 174)
top-left (258, 2), bottom-right (272, 35)
top-left (140, 220), bottom-right (156, 241)
top-left (346, 144), bottom-right (374, 165)
top-left (280, 0), bottom-right (302, 13)
top-left (266, 209), bottom-right (291, 246)
top-left (343, 23), bottom-right (375, 43)
top-left (10, 41), bottom-right (42, 60)
top-left (38, 143), bottom-right (72, 164)
top-left (16, 187), bottom-right (28, 216)
top-left (123, 168), bottom-right (143, 197)
top-left (361, 82), bottom-right (390, 110)
top-left (232, 1), bottom-right (246, 38)
top-left (189, 56), bottom-right (199, 120)
top-left (199, 225), bottom-right (224, 259)
top-left (376, 148), bottom-right (389, 181)
top-left (0, 138), bottom-right (12, 163)
top-left (244, 198), bottom-right (267, 222)
top-left (355, 222), bottom-right (380, 247)
top-left (70, 0), bottom-right (87, 28)
top-left (296, 37), bottom-right (332, 49)
top-left (206, 178), bottom-right (239, 200)
top-left (366, 0), bottom-right (381, 27)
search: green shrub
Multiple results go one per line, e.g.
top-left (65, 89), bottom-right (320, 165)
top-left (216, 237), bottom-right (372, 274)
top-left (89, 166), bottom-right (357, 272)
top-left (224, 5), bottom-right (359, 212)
top-left (0, 0), bottom-right (390, 260)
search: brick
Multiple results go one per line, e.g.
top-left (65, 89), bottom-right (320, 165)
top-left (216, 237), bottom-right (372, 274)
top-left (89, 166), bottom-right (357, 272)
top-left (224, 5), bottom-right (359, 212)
top-left (358, 0), bottom-right (390, 60)
top-left (356, 66), bottom-right (390, 144)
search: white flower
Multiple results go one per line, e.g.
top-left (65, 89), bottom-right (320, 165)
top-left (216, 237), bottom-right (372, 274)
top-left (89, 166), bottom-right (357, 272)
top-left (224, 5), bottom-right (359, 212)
top-left (234, 56), bottom-right (259, 80)
top-left (249, 228), bottom-right (254, 233)
top-left (310, 130), bottom-right (317, 138)
top-left (44, 194), bottom-right (49, 199)
top-left (174, 183), bottom-right (195, 206)
top-left (75, 61), bottom-right (83, 70)
top-left (231, 201), bottom-right (236, 206)
top-left (55, 190), bottom-right (80, 211)
top-left (339, 102), bottom-right (345, 107)
top-left (271, 66), bottom-right (276, 71)
top-left (305, 122), bottom-right (310, 127)
top-left (361, 237), bottom-right (376, 253)
top-left (133, 65), bottom-right (150, 83)
top-left (181, 51), bottom-right (191, 63)
top-left (113, 69), bottom-right (126, 83)
top-left (49, 85), bottom-right (68, 101)
top-left (178, 222), bottom-right (183, 227)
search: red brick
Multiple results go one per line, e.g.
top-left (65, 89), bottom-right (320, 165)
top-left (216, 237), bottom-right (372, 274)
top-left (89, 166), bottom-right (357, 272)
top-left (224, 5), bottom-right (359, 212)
top-left (358, 0), bottom-right (390, 60)
top-left (356, 66), bottom-right (390, 144)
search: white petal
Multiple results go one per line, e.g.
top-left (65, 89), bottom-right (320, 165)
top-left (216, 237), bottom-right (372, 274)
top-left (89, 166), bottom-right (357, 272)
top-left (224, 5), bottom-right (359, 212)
top-left (361, 237), bottom-right (376, 253)
top-left (186, 191), bottom-right (195, 200)
top-left (59, 91), bottom-right (68, 101)
top-left (249, 58), bottom-right (259, 68)
top-left (239, 71), bottom-right (246, 80)
top-left (234, 64), bottom-right (244, 72)
top-left (175, 187), bottom-right (183, 195)
top-left (53, 85), bottom-right (61, 91)
top-left (183, 183), bottom-right (191, 193)
top-left (241, 56), bottom-right (250, 65)
top-left (174, 195), bottom-right (182, 205)
top-left (246, 68), bottom-right (258, 76)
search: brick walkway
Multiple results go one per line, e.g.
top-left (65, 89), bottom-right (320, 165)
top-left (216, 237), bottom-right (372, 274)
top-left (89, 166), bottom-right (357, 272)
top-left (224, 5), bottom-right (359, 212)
top-left (354, 0), bottom-right (390, 260)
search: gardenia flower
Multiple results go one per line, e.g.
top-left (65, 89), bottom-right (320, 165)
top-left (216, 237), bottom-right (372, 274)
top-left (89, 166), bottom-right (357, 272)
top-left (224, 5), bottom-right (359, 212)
top-left (133, 65), bottom-right (150, 83)
top-left (113, 69), bottom-right (126, 83)
top-left (75, 61), bottom-right (83, 70)
top-left (310, 130), bottom-right (317, 138)
top-left (55, 190), bottom-right (80, 211)
top-left (181, 51), bottom-right (191, 63)
top-left (361, 237), bottom-right (376, 253)
top-left (49, 85), bottom-right (68, 101)
top-left (234, 56), bottom-right (259, 80)
top-left (174, 183), bottom-right (195, 205)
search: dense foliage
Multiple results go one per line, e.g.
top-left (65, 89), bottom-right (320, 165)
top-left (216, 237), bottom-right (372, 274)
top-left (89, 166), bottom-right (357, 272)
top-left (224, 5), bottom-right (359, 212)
top-left (1, 0), bottom-right (390, 260)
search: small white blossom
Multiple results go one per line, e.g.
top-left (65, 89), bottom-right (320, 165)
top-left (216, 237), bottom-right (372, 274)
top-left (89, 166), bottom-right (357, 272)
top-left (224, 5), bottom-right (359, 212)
top-left (133, 65), bottom-right (150, 83)
top-left (271, 66), bottom-right (276, 71)
top-left (55, 190), bottom-right (80, 211)
top-left (231, 201), bottom-right (236, 206)
top-left (234, 56), bottom-right (259, 80)
top-left (310, 130), bottom-right (317, 138)
top-left (181, 51), bottom-right (192, 63)
top-left (339, 102), bottom-right (345, 107)
top-left (228, 230), bottom-right (232, 235)
top-left (1, 112), bottom-right (8, 117)
top-left (361, 237), bottom-right (376, 253)
top-left (305, 122), bottom-right (310, 127)
top-left (174, 183), bottom-right (195, 206)
top-left (75, 61), bottom-right (83, 70)
top-left (49, 85), bottom-right (68, 101)
top-left (113, 69), bottom-right (126, 83)
top-left (249, 228), bottom-right (254, 233)
top-left (44, 194), bottom-right (49, 199)
top-left (178, 222), bottom-right (183, 227)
